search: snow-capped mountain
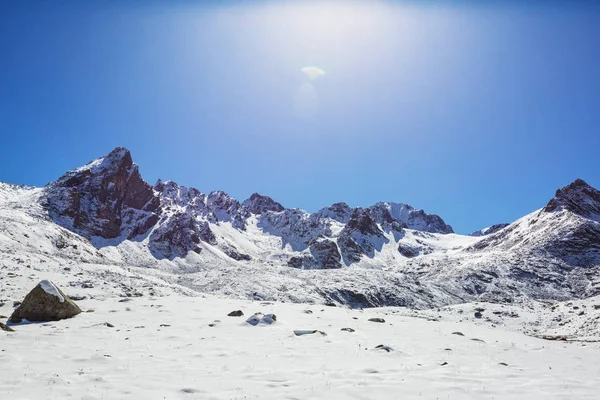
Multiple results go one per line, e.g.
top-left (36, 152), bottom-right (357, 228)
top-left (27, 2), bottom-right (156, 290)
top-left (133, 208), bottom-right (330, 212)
top-left (1, 147), bottom-right (600, 308)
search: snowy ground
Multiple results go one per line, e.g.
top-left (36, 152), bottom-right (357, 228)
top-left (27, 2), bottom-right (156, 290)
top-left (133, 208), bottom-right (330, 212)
top-left (2, 294), bottom-right (600, 400)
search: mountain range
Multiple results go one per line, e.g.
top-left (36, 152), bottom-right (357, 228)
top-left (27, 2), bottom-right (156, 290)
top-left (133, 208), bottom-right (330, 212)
top-left (1, 147), bottom-right (599, 308)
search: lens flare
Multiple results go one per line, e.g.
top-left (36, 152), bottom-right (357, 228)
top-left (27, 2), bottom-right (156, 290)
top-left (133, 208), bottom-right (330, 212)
top-left (301, 66), bottom-right (326, 81)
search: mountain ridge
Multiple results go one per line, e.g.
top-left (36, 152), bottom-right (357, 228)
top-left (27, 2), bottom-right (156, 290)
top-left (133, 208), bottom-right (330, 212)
top-left (1, 147), bottom-right (599, 308)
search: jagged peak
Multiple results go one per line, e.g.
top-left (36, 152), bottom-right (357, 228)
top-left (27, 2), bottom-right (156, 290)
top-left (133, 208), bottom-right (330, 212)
top-left (316, 202), bottom-right (354, 223)
top-left (543, 178), bottom-right (600, 220)
top-left (55, 147), bottom-right (134, 185)
top-left (242, 193), bottom-right (285, 214)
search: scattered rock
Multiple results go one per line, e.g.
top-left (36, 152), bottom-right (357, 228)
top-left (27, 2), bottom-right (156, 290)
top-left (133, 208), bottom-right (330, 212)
top-left (440, 362), bottom-right (448, 366)
top-left (374, 344), bottom-right (393, 352)
top-left (368, 318), bottom-right (385, 323)
top-left (13, 301), bottom-right (21, 308)
top-left (228, 310), bottom-right (244, 317)
top-left (537, 335), bottom-right (568, 341)
top-left (10, 280), bottom-right (81, 323)
top-left (105, 322), bottom-right (114, 328)
top-left (341, 327), bottom-right (355, 332)
top-left (474, 311), bottom-right (482, 319)
top-left (470, 338), bottom-right (485, 343)
top-left (499, 362), bottom-right (509, 366)
top-left (302, 310), bottom-right (313, 314)
top-left (159, 324), bottom-right (171, 327)
top-left (452, 331), bottom-right (465, 336)
top-left (0, 322), bottom-right (14, 332)
top-left (294, 330), bottom-right (327, 336)
top-left (246, 313), bottom-right (277, 326)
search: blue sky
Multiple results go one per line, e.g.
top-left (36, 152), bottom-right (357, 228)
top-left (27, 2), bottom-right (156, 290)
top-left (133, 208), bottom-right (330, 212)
top-left (1, 1), bottom-right (599, 234)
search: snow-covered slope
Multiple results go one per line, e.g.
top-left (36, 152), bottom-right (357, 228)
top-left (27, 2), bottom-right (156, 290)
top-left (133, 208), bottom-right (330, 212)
top-left (2, 294), bottom-right (599, 400)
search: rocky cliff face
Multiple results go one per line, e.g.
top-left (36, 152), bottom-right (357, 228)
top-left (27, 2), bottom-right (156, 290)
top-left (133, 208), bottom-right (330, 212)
top-left (543, 179), bottom-right (600, 220)
top-left (338, 209), bottom-right (388, 264)
top-left (45, 147), bottom-right (159, 240)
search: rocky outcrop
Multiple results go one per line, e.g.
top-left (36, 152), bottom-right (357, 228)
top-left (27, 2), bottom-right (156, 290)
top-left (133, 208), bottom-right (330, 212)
top-left (149, 212), bottom-right (215, 258)
top-left (10, 280), bottom-right (81, 323)
top-left (309, 238), bottom-right (342, 269)
top-left (45, 147), bottom-right (159, 240)
top-left (470, 223), bottom-right (510, 237)
top-left (207, 191), bottom-right (250, 230)
top-left (258, 208), bottom-right (333, 251)
top-left (338, 209), bottom-right (387, 264)
top-left (242, 193), bottom-right (284, 214)
top-left (316, 202), bottom-right (353, 223)
top-left (544, 179), bottom-right (600, 220)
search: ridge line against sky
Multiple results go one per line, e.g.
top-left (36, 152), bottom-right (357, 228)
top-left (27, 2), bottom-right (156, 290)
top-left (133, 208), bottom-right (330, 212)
top-left (1, 1), bottom-right (599, 233)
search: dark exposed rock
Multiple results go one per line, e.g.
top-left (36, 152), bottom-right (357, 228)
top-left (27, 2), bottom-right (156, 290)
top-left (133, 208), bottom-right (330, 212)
top-left (223, 247), bottom-right (251, 261)
top-left (368, 317), bottom-right (386, 323)
top-left (470, 223), bottom-right (510, 237)
top-left (309, 238), bottom-right (342, 269)
top-left (366, 202), bottom-right (453, 234)
top-left (338, 209), bottom-right (387, 264)
top-left (341, 327), bottom-right (355, 332)
top-left (46, 147), bottom-right (160, 240)
top-left (287, 256), bottom-right (315, 269)
top-left (149, 212), bottom-right (214, 258)
top-left (10, 280), bottom-right (81, 323)
top-left (398, 243), bottom-right (420, 258)
top-left (537, 335), bottom-right (568, 341)
top-left (544, 179), bottom-right (600, 220)
top-left (228, 310), bottom-right (244, 317)
top-left (316, 202), bottom-right (353, 223)
top-left (0, 322), bottom-right (14, 332)
top-left (375, 344), bottom-right (393, 352)
top-left (242, 193), bottom-right (284, 214)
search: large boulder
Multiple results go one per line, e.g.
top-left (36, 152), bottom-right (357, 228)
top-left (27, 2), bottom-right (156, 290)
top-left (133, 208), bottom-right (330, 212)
top-left (10, 280), bottom-right (82, 323)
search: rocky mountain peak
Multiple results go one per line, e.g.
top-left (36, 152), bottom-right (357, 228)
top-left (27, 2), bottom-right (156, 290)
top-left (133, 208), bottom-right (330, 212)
top-left (316, 202), bottom-right (353, 223)
top-left (345, 208), bottom-right (384, 236)
top-left (543, 179), bottom-right (600, 220)
top-left (45, 147), bottom-right (159, 239)
top-left (242, 193), bottom-right (284, 214)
